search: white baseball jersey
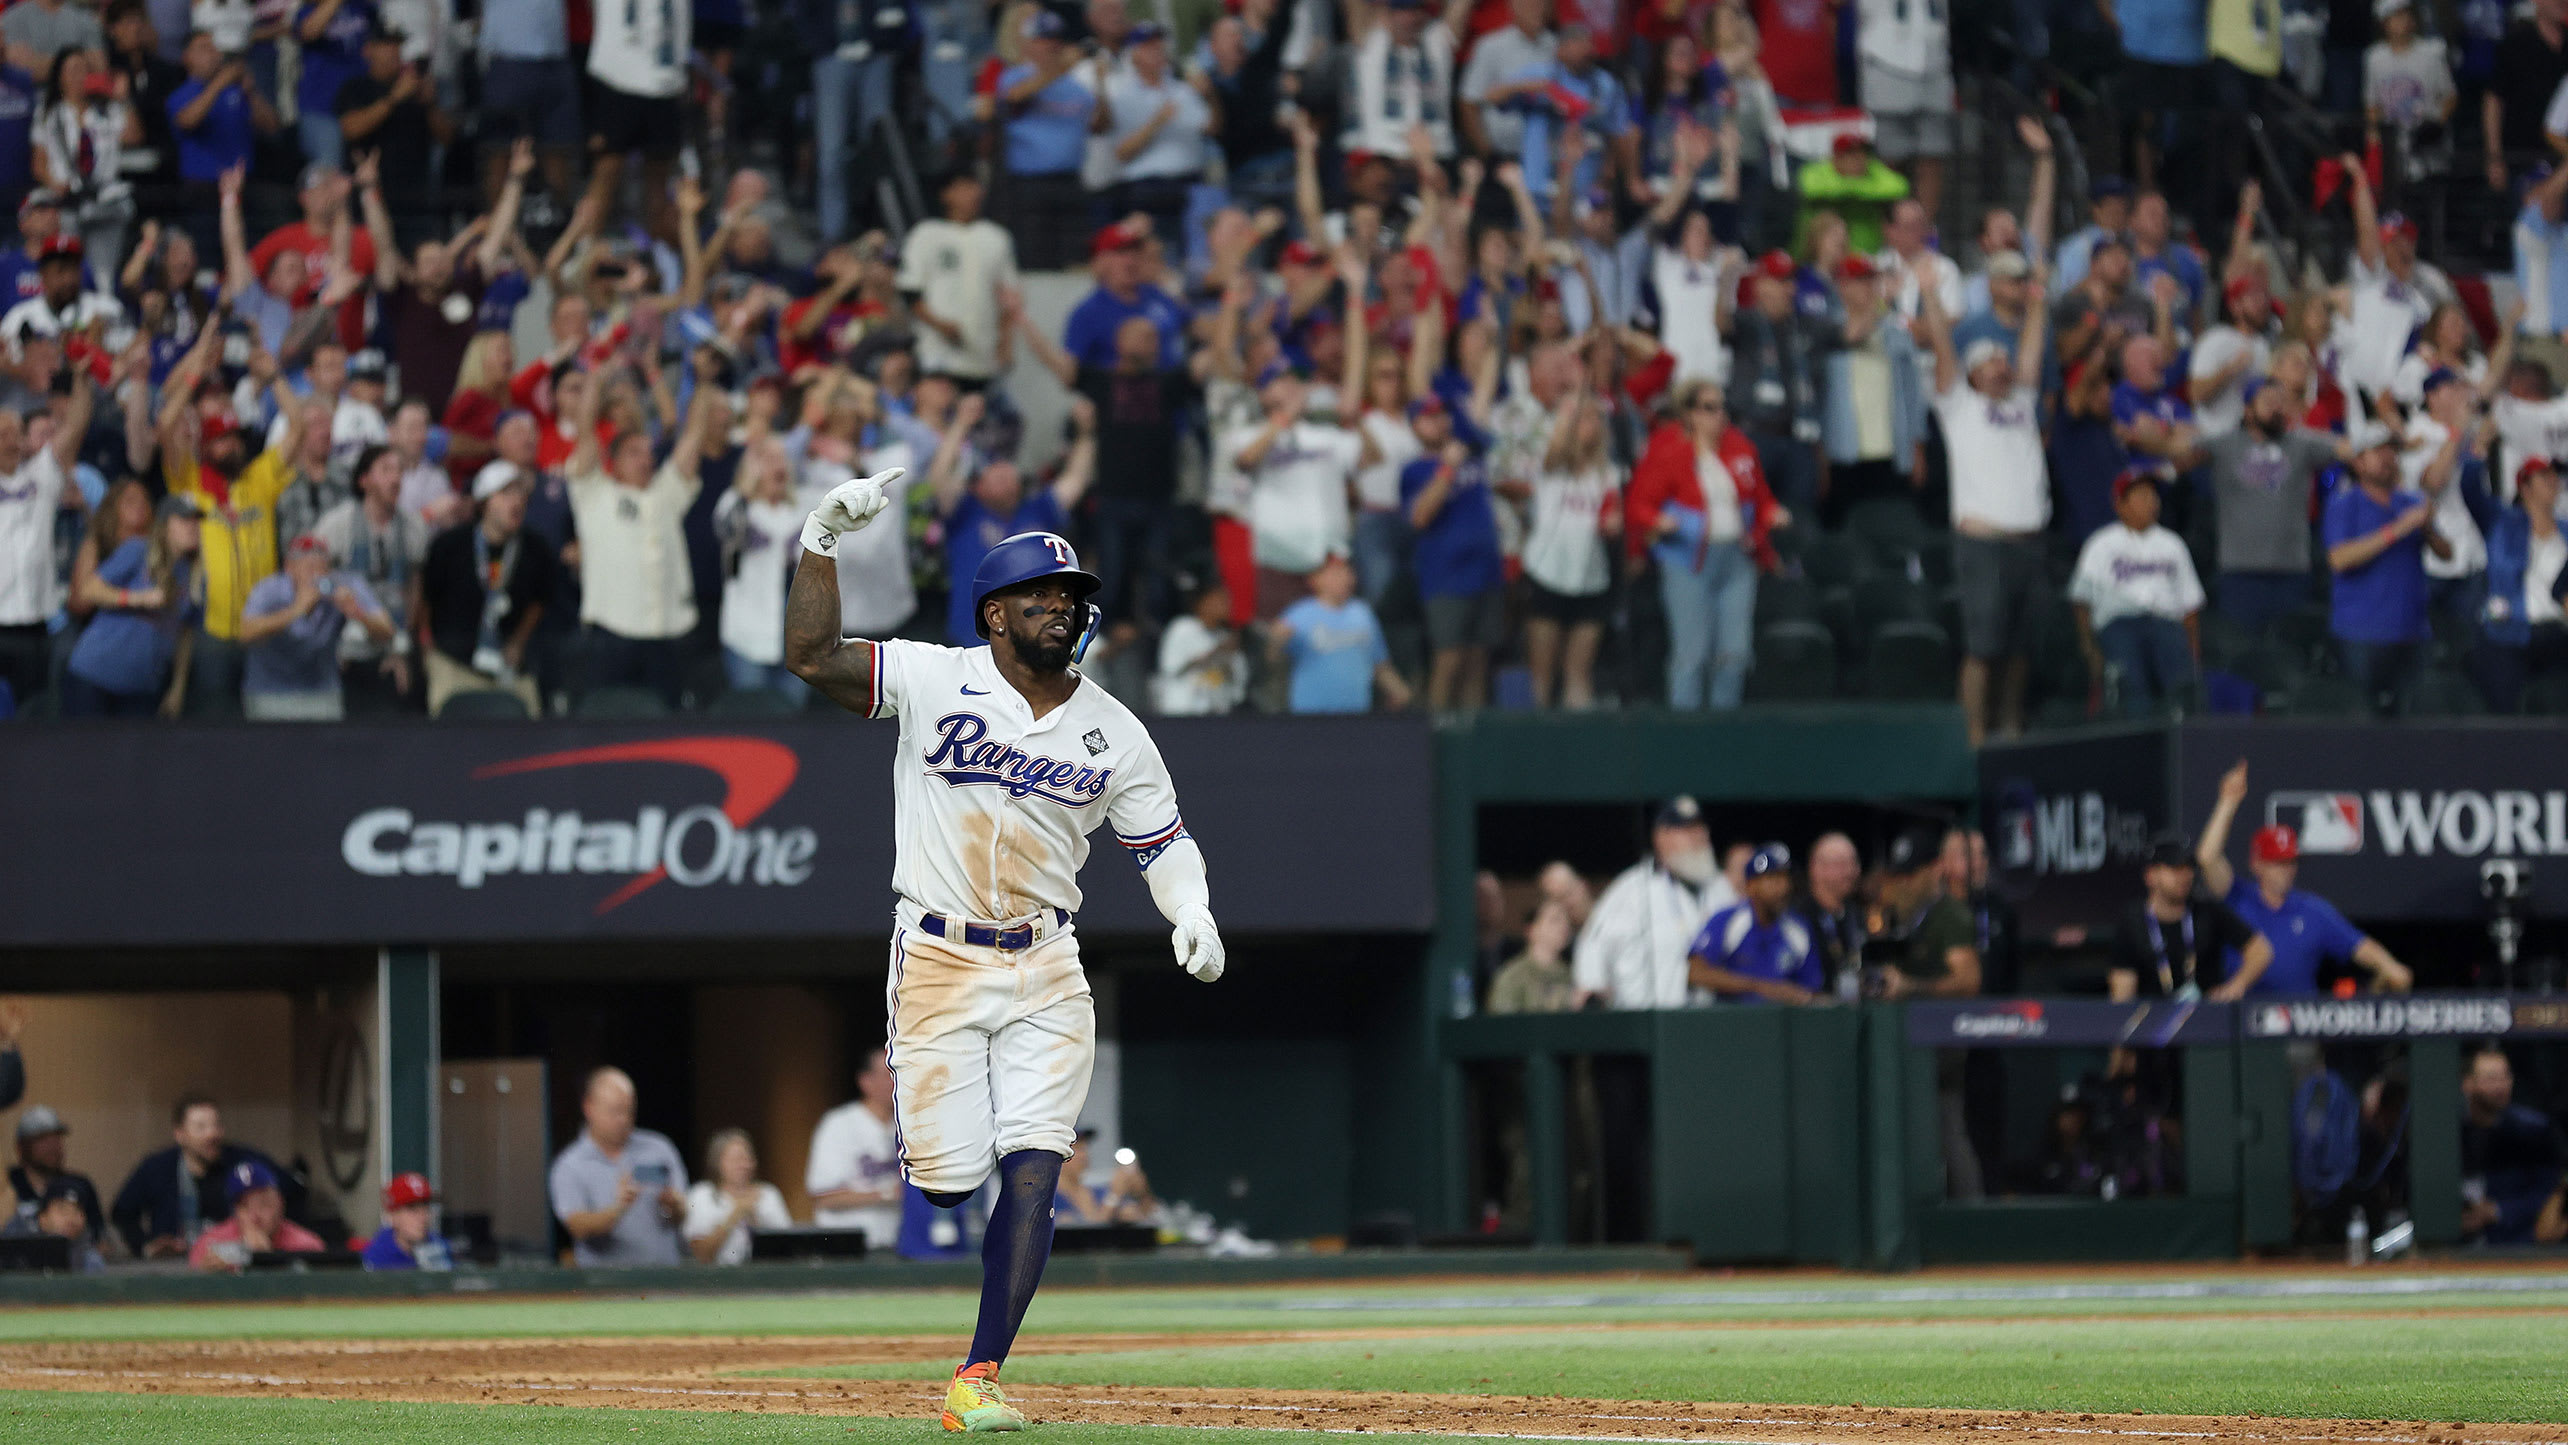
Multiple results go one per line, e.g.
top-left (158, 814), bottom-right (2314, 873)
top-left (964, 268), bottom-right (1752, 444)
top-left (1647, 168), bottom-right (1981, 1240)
top-left (803, 1099), bottom-right (904, 1243)
top-left (871, 637), bottom-right (1187, 923)
top-left (588, 0), bottom-right (690, 97)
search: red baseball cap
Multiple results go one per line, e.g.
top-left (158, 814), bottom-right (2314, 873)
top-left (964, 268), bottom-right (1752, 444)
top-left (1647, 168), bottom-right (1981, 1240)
top-left (2250, 825), bottom-right (2299, 864)
top-left (36, 234), bottom-right (82, 262)
top-left (2223, 274), bottom-right (2262, 303)
top-left (1831, 132), bottom-right (1867, 157)
top-left (1089, 220), bottom-right (1146, 257)
top-left (1278, 239), bottom-right (1325, 268)
top-left (1757, 249), bottom-right (1795, 282)
top-left (382, 1171), bottom-right (435, 1210)
top-left (2519, 456), bottom-right (2557, 493)
top-left (197, 408), bottom-right (239, 446)
top-left (2379, 212), bottom-right (2418, 242)
top-left (2111, 466), bottom-right (2162, 502)
top-left (1836, 254), bottom-right (1876, 282)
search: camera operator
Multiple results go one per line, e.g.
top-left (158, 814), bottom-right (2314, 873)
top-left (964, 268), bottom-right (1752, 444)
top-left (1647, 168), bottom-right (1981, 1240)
top-left (2195, 760), bottom-right (2413, 994)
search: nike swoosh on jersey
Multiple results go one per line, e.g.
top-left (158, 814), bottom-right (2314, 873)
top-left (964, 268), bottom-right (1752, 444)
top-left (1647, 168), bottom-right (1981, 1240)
top-left (961, 685), bottom-right (990, 695)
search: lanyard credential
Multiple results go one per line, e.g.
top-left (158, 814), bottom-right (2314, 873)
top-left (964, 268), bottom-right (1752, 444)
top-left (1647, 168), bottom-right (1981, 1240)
top-left (2145, 908), bottom-right (2195, 997)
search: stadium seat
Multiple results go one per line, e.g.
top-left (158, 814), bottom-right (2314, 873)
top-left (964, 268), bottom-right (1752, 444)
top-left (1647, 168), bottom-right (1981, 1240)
top-left (1864, 620), bottom-right (1954, 701)
top-left (436, 690), bottom-right (532, 721)
top-left (2400, 667), bottom-right (2483, 717)
top-left (1795, 531), bottom-right (1871, 588)
top-left (2266, 672), bottom-right (2369, 717)
top-left (1747, 620), bottom-right (1838, 701)
top-left (1843, 497), bottom-right (1929, 567)
top-left (706, 688), bottom-right (805, 717)
top-left (2524, 673), bottom-right (2568, 716)
top-left (2198, 612), bottom-right (2256, 670)
top-left (2427, 607), bottom-right (2473, 666)
top-left (574, 686), bottom-right (674, 719)
top-left (2266, 605), bottom-right (2332, 667)
top-left (1909, 534), bottom-right (1956, 588)
top-left (1851, 574), bottom-right (1933, 636)
top-left (2031, 695), bottom-right (2094, 730)
top-left (1754, 573), bottom-right (1820, 627)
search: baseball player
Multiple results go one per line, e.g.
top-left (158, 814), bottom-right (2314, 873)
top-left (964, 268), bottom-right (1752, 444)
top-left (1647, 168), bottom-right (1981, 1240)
top-left (783, 468), bottom-right (1225, 1433)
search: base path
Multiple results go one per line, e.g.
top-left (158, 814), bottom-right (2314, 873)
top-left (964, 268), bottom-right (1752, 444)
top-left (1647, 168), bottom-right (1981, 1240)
top-left (2, 1337), bottom-right (2563, 1445)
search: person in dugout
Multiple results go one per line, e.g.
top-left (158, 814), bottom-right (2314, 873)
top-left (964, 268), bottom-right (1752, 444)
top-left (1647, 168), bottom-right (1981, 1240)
top-left (2193, 760), bottom-right (2415, 995)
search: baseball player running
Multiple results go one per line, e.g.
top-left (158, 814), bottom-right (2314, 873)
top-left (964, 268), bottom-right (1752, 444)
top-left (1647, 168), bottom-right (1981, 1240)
top-left (784, 469), bottom-right (1225, 1433)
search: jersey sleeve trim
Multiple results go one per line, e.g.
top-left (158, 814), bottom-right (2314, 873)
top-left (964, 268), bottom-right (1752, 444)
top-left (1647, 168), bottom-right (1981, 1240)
top-left (868, 640), bottom-right (887, 720)
top-left (1116, 816), bottom-right (1188, 870)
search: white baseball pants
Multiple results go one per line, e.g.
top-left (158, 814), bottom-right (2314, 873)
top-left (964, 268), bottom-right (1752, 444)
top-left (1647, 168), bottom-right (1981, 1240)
top-left (884, 909), bottom-right (1096, 1194)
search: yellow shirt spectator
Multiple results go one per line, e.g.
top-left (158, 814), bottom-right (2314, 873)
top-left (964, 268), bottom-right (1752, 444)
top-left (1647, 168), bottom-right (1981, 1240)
top-left (166, 447), bottom-right (292, 642)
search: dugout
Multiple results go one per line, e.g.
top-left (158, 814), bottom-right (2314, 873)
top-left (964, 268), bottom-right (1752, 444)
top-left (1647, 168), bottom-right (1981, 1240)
top-left (0, 714), bottom-right (1441, 1254)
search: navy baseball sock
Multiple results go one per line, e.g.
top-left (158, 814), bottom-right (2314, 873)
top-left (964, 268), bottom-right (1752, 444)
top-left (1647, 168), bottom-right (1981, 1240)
top-left (965, 1149), bottom-right (1063, 1368)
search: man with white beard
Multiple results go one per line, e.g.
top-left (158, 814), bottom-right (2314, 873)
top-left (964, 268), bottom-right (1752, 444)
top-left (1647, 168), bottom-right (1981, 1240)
top-left (1572, 796), bottom-right (1737, 1009)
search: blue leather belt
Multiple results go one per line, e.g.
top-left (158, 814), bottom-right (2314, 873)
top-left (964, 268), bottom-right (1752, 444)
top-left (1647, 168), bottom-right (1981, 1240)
top-left (917, 908), bottom-right (1071, 952)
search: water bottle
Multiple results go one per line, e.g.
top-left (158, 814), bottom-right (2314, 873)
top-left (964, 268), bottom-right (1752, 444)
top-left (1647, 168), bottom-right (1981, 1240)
top-left (1450, 970), bottom-right (1476, 1019)
top-left (2345, 1207), bottom-right (2370, 1267)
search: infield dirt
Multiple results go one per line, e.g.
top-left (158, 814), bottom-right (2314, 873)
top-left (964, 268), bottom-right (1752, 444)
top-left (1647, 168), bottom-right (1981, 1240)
top-left (0, 1334), bottom-right (2560, 1445)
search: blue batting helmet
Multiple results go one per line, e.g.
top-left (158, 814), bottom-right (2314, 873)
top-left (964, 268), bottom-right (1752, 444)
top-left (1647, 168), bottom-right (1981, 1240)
top-left (970, 531), bottom-right (1103, 648)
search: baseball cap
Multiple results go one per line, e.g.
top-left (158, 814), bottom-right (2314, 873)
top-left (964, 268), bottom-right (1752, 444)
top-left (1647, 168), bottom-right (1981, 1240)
top-left (1742, 843), bottom-right (1792, 880)
top-left (1278, 239), bottom-right (1325, 268)
top-left (197, 407), bottom-right (239, 446)
top-left (288, 533), bottom-right (330, 558)
top-left (471, 460), bottom-right (527, 503)
top-left (2089, 174), bottom-right (2132, 201)
top-left (2347, 417), bottom-right (2398, 453)
top-left (36, 234), bottom-right (81, 263)
top-left (1756, 249), bottom-right (1795, 282)
top-left (2250, 825), bottom-right (2300, 864)
top-left (1127, 20), bottom-right (1167, 43)
top-left (225, 1158), bottom-right (279, 1201)
top-left (1884, 825), bottom-right (1946, 875)
top-left (2379, 211), bottom-right (2419, 242)
top-left (1020, 8), bottom-right (1065, 38)
top-left (16, 188), bottom-right (58, 216)
top-left (349, 348), bottom-right (388, 381)
top-left (158, 493), bottom-right (204, 522)
top-left (1405, 395), bottom-right (1446, 421)
top-left (2144, 832), bottom-right (2196, 870)
top-left (382, 1171), bottom-right (435, 1210)
top-left (2519, 456), bottom-right (2558, 493)
top-left (1253, 359), bottom-right (1297, 389)
top-left (297, 160), bottom-right (342, 193)
top-left (2421, 365), bottom-right (2462, 395)
top-left (1831, 132), bottom-right (1867, 158)
top-left (1654, 795), bottom-right (1706, 830)
top-left (2375, 0), bottom-right (2413, 16)
top-left (1961, 338), bottom-right (2009, 375)
top-left (2111, 466), bottom-right (2162, 502)
top-left (14, 1104), bottom-right (65, 1141)
top-left (2224, 273), bottom-right (2264, 303)
top-left (1984, 249), bottom-right (2031, 281)
top-left (1090, 220), bottom-right (1147, 258)
top-left (1836, 254), bottom-right (1877, 282)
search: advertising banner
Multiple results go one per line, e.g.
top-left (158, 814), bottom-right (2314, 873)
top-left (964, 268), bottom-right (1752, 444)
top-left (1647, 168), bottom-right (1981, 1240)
top-left (2175, 719), bottom-right (2568, 921)
top-left (1979, 724), bottom-right (2174, 936)
top-left (2238, 993), bottom-right (2568, 1040)
top-left (0, 716), bottom-right (1434, 947)
top-left (1905, 997), bottom-right (2236, 1048)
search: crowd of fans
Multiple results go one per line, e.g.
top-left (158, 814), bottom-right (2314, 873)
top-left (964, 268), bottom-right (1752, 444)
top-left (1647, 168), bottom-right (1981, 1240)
top-left (1, 0), bottom-right (2567, 733)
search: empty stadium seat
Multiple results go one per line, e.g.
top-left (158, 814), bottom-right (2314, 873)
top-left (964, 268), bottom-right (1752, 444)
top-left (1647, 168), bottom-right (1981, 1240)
top-left (436, 690), bottom-right (532, 721)
top-left (1748, 621), bottom-right (1838, 701)
top-left (706, 688), bottom-right (806, 717)
top-left (1843, 497), bottom-right (1929, 567)
top-left (1851, 574), bottom-right (1934, 636)
top-left (1865, 620), bottom-right (1954, 701)
top-left (2266, 672), bottom-right (2369, 717)
top-left (1754, 573), bottom-right (1820, 627)
top-left (1795, 532), bottom-right (1871, 588)
top-left (574, 686), bottom-right (673, 719)
top-left (2401, 667), bottom-right (2484, 718)
top-left (2524, 673), bottom-right (2568, 716)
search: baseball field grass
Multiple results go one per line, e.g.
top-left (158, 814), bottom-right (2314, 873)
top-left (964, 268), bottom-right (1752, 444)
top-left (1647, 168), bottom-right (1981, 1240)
top-left (3, 1269), bottom-right (2565, 1445)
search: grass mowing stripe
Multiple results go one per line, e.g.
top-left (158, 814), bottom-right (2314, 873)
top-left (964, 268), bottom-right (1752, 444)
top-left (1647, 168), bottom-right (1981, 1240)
top-left (6, 1282), bottom-right (2568, 1343)
top-left (747, 1315), bottom-right (2568, 1423)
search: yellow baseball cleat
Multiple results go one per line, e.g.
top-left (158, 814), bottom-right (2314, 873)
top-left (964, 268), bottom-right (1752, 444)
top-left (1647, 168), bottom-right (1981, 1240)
top-left (941, 1361), bottom-right (1027, 1432)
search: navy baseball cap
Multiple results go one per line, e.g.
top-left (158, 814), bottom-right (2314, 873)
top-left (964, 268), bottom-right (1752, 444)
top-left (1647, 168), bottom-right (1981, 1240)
top-left (1127, 20), bottom-right (1167, 43)
top-left (2421, 366), bottom-right (2463, 394)
top-left (1406, 395), bottom-right (1447, 421)
top-left (1654, 795), bottom-right (1706, 830)
top-left (2090, 175), bottom-right (2132, 201)
top-left (1884, 825), bottom-right (1947, 875)
top-left (1020, 9), bottom-right (1065, 38)
top-left (1743, 843), bottom-right (1792, 880)
top-left (1254, 359), bottom-right (1299, 389)
top-left (225, 1158), bottom-right (279, 1201)
top-left (2145, 832), bottom-right (2196, 869)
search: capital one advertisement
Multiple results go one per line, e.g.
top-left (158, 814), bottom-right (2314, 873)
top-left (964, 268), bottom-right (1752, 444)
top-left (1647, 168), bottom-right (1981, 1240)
top-left (2174, 719), bottom-right (2568, 921)
top-left (0, 717), bottom-right (1435, 947)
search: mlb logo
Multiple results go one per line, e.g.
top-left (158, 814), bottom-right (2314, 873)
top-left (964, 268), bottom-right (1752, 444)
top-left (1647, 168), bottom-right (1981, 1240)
top-left (2267, 792), bottom-right (2363, 854)
top-left (1999, 809), bottom-right (2034, 869)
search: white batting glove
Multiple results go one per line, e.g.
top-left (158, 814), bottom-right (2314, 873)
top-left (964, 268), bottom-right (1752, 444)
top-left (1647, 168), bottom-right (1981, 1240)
top-left (1172, 904), bottom-right (1225, 983)
top-left (800, 467), bottom-right (904, 556)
